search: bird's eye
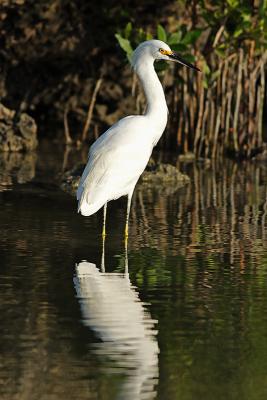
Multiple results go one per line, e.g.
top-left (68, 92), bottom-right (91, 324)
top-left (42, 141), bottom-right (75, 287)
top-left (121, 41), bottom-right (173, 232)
top-left (159, 48), bottom-right (170, 55)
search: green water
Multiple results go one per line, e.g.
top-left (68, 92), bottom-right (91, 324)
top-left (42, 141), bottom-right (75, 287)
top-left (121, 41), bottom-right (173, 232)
top-left (0, 144), bottom-right (267, 400)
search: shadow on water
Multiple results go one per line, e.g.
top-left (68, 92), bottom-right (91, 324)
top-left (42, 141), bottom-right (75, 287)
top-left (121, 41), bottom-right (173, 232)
top-left (0, 142), bottom-right (267, 400)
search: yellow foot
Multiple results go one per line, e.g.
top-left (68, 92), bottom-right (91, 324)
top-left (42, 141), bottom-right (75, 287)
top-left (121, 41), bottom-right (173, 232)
top-left (102, 228), bottom-right (106, 238)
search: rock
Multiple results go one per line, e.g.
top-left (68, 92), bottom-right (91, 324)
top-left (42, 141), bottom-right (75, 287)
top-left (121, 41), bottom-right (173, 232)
top-left (0, 103), bottom-right (38, 152)
top-left (141, 160), bottom-right (189, 184)
top-left (60, 164), bottom-right (84, 195)
top-left (0, 151), bottom-right (37, 191)
top-left (139, 161), bottom-right (190, 195)
top-left (60, 160), bottom-right (190, 197)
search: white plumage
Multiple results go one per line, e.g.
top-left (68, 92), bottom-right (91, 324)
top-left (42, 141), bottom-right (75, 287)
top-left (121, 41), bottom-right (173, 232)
top-left (77, 39), bottom-right (199, 231)
top-left (77, 116), bottom-right (156, 216)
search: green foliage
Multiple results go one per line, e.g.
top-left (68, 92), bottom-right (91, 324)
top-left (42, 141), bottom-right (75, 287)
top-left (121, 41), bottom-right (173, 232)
top-left (114, 34), bottom-right (133, 62)
top-left (115, 23), bottom-right (200, 71)
top-left (199, 0), bottom-right (267, 53)
top-left (115, 0), bottom-right (266, 68)
top-left (180, 29), bottom-right (202, 46)
top-left (157, 24), bottom-right (167, 42)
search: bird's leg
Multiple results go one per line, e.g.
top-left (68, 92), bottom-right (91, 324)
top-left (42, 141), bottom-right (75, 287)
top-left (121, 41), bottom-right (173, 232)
top-left (124, 229), bottom-right (128, 275)
top-left (101, 203), bottom-right (107, 272)
top-left (125, 193), bottom-right (132, 241)
top-left (101, 228), bottom-right (105, 273)
top-left (102, 203), bottom-right (107, 238)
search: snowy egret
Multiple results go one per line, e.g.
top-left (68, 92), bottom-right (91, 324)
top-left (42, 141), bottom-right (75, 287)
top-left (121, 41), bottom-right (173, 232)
top-left (77, 39), bottom-right (200, 237)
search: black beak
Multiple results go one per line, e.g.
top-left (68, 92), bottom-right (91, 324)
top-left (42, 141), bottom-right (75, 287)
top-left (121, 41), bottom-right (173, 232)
top-left (169, 51), bottom-right (201, 72)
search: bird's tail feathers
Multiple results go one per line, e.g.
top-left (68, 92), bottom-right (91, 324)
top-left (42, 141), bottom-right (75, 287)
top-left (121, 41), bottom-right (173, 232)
top-left (78, 191), bottom-right (104, 216)
top-left (77, 161), bottom-right (109, 216)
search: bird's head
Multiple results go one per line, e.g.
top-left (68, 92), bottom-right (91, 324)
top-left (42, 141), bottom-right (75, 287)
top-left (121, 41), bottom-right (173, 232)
top-left (131, 39), bottom-right (200, 72)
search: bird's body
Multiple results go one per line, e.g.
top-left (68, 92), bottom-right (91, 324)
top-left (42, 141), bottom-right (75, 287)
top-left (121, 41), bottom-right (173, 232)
top-left (77, 114), bottom-right (166, 216)
top-left (77, 39), bottom-right (199, 231)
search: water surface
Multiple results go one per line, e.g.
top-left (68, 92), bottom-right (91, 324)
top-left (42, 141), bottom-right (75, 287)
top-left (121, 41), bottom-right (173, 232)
top-left (0, 144), bottom-right (267, 400)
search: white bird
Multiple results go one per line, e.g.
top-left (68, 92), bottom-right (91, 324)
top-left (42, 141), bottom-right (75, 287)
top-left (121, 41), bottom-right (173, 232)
top-left (77, 39), bottom-right (199, 237)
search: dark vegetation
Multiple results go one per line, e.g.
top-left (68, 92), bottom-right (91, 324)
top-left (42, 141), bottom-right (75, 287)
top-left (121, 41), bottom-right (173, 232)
top-left (0, 0), bottom-right (266, 158)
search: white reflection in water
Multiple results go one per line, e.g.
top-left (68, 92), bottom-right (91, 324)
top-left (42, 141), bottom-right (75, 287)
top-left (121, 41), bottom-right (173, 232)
top-left (73, 254), bottom-right (159, 400)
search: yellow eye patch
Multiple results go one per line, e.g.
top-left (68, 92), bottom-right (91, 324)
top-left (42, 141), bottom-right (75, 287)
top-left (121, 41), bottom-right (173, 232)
top-left (159, 48), bottom-right (172, 55)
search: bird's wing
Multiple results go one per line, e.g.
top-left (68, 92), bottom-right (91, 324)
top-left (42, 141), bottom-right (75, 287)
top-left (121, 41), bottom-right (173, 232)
top-left (77, 116), bottom-right (152, 215)
top-left (88, 116), bottom-right (136, 158)
top-left (77, 116), bottom-right (136, 201)
top-left (78, 143), bottom-right (151, 211)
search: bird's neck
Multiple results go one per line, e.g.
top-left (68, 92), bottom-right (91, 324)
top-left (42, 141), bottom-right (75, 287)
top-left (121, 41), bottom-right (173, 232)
top-left (135, 58), bottom-right (168, 124)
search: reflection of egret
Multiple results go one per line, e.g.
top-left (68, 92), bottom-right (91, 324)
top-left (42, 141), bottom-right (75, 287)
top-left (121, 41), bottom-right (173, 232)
top-left (77, 40), bottom-right (200, 237)
top-left (73, 248), bottom-right (159, 399)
